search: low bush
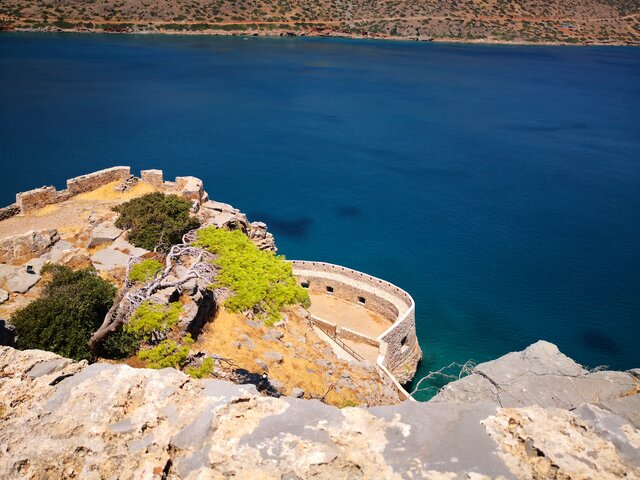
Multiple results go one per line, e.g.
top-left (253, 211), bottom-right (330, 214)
top-left (125, 301), bottom-right (182, 339)
top-left (137, 336), bottom-right (192, 369)
top-left (101, 328), bottom-right (141, 359)
top-left (128, 258), bottom-right (163, 284)
top-left (113, 192), bottom-right (200, 252)
top-left (194, 226), bottom-right (309, 324)
top-left (11, 264), bottom-right (116, 361)
top-left (185, 357), bottom-right (215, 378)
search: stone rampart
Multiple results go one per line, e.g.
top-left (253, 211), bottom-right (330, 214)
top-left (290, 260), bottom-right (422, 399)
top-left (0, 203), bottom-right (20, 221)
top-left (66, 166), bottom-right (131, 195)
top-left (0, 167), bottom-right (211, 219)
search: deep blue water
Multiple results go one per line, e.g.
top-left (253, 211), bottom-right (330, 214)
top-left (1, 33), bottom-right (639, 397)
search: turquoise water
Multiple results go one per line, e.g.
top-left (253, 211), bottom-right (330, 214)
top-left (1, 34), bottom-right (639, 397)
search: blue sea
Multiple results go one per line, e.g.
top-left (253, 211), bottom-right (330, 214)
top-left (1, 33), bottom-right (639, 398)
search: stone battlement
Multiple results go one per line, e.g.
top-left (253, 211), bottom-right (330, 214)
top-left (290, 260), bottom-right (422, 400)
top-left (1, 167), bottom-right (208, 218)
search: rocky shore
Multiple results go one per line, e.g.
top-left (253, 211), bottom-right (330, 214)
top-left (0, 340), bottom-right (638, 479)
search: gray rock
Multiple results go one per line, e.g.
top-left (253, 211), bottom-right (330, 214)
top-left (91, 248), bottom-right (131, 271)
top-left (267, 328), bottom-right (284, 340)
top-left (7, 270), bottom-right (41, 293)
top-left (263, 351), bottom-right (284, 364)
top-left (22, 257), bottom-right (48, 275)
top-left (27, 359), bottom-right (70, 378)
top-left (291, 387), bottom-right (304, 398)
top-left (0, 229), bottom-right (59, 263)
top-left (0, 289), bottom-right (8, 304)
top-left (0, 264), bottom-right (19, 282)
top-left (87, 223), bottom-right (123, 248)
top-left (110, 236), bottom-right (148, 258)
top-left (255, 359), bottom-right (268, 371)
top-left (433, 340), bottom-right (636, 411)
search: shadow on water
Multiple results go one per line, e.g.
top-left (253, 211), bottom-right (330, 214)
top-left (581, 330), bottom-right (620, 356)
top-left (250, 212), bottom-right (314, 238)
top-left (335, 205), bottom-right (362, 218)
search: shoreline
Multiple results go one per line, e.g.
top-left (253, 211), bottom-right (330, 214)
top-left (2, 26), bottom-right (638, 48)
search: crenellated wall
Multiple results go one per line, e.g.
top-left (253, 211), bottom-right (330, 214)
top-left (290, 260), bottom-right (422, 400)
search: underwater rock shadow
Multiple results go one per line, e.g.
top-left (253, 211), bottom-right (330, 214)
top-left (581, 330), bottom-right (620, 356)
top-left (250, 212), bottom-right (313, 239)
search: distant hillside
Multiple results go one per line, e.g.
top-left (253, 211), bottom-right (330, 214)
top-left (1, 0), bottom-right (639, 44)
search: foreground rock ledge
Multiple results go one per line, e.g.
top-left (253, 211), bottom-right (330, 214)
top-left (0, 341), bottom-right (638, 479)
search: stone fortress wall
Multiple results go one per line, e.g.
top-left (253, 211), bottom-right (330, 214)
top-left (290, 260), bottom-right (422, 400)
top-left (1, 166), bottom-right (209, 217)
top-left (1, 166), bottom-right (421, 400)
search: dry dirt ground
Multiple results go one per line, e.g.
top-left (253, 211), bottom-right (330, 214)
top-left (0, 181), bottom-right (158, 240)
top-left (1, 0), bottom-right (639, 44)
top-left (191, 306), bottom-right (399, 407)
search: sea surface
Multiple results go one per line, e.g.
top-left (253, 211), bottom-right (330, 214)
top-left (1, 33), bottom-right (639, 398)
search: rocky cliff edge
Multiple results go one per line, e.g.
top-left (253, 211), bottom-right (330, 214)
top-left (0, 340), bottom-right (638, 479)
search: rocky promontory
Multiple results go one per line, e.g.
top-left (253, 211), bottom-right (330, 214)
top-left (0, 340), bottom-right (638, 479)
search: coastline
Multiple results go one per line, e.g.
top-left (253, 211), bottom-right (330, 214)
top-left (2, 25), bottom-right (639, 48)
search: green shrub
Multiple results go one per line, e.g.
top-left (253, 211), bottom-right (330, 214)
top-left (125, 301), bottom-right (182, 339)
top-left (194, 227), bottom-right (309, 324)
top-left (11, 264), bottom-right (116, 361)
top-left (128, 259), bottom-right (163, 283)
top-left (113, 193), bottom-right (200, 252)
top-left (137, 336), bottom-right (192, 369)
top-left (185, 357), bottom-right (215, 378)
top-left (101, 328), bottom-right (141, 359)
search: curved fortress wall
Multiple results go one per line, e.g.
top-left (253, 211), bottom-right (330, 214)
top-left (290, 260), bottom-right (422, 397)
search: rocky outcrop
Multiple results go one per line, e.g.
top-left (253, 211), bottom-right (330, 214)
top-left (0, 229), bottom-right (59, 264)
top-left (0, 341), bottom-right (637, 479)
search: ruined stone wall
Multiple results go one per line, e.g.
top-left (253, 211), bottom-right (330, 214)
top-left (290, 260), bottom-right (421, 397)
top-left (0, 204), bottom-right (20, 221)
top-left (66, 166), bottom-right (130, 195)
top-left (15, 186), bottom-right (69, 213)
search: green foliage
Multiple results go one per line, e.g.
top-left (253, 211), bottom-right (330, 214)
top-left (137, 336), bottom-right (193, 369)
top-left (11, 264), bottom-right (116, 361)
top-left (185, 357), bottom-right (215, 378)
top-left (128, 259), bottom-right (163, 284)
top-left (125, 301), bottom-right (182, 339)
top-left (113, 192), bottom-right (200, 252)
top-left (194, 227), bottom-right (310, 324)
top-left (101, 328), bottom-right (141, 359)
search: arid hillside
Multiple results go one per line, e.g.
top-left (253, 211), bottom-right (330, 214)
top-left (1, 0), bottom-right (639, 44)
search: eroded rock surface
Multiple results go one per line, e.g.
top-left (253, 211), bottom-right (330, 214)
top-left (0, 229), bottom-right (59, 264)
top-left (0, 342), bottom-right (638, 479)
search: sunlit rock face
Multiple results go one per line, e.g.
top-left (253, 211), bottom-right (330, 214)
top-left (0, 341), bottom-right (638, 479)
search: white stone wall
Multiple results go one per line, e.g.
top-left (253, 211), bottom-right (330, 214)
top-left (290, 260), bottom-right (422, 399)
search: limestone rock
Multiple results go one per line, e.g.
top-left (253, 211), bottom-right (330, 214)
top-left (0, 229), bottom-right (59, 264)
top-left (91, 248), bottom-right (132, 271)
top-left (433, 340), bottom-right (636, 412)
top-left (7, 270), bottom-right (41, 293)
top-left (263, 351), bottom-right (284, 364)
top-left (86, 222), bottom-right (123, 248)
top-left (0, 343), bottom-right (637, 480)
top-left (0, 289), bottom-right (8, 304)
top-left (21, 257), bottom-right (48, 275)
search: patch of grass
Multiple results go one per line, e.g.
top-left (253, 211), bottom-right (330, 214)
top-left (194, 226), bottom-right (309, 324)
top-left (128, 258), bottom-right (163, 284)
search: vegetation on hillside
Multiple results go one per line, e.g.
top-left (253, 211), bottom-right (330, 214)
top-left (194, 226), bottom-right (309, 324)
top-left (128, 258), bottom-right (164, 283)
top-left (1, 0), bottom-right (638, 45)
top-left (113, 192), bottom-right (199, 252)
top-left (11, 264), bottom-right (116, 361)
top-left (125, 301), bottom-right (183, 340)
top-left (138, 336), bottom-right (193, 369)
